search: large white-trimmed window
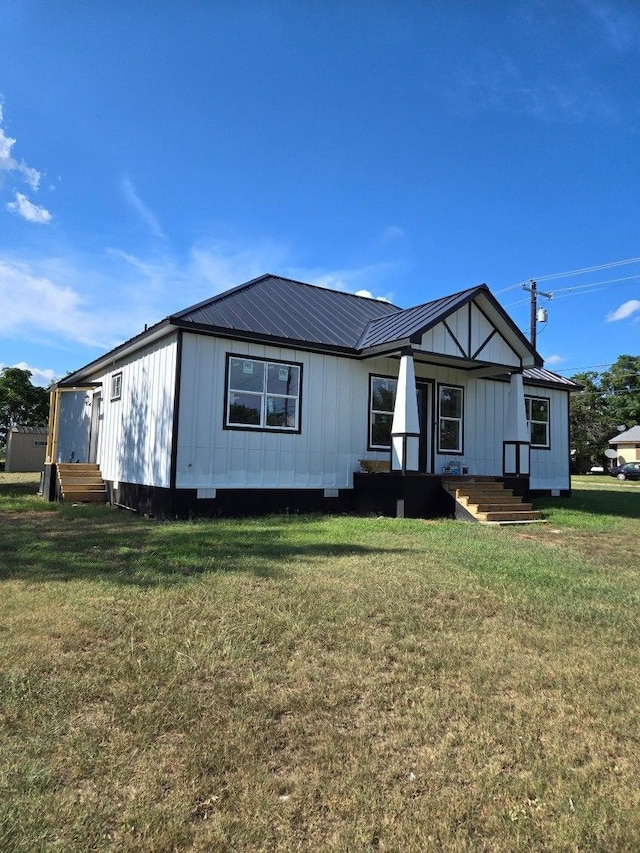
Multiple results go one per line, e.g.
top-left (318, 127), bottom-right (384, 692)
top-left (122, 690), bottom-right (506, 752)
top-left (525, 396), bottom-right (550, 448)
top-left (225, 355), bottom-right (301, 432)
top-left (110, 372), bottom-right (122, 401)
top-left (438, 384), bottom-right (464, 453)
top-left (369, 375), bottom-right (397, 449)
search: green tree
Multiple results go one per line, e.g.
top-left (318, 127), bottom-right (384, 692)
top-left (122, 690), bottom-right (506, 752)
top-left (0, 367), bottom-right (50, 454)
top-left (569, 371), bottom-right (615, 471)
top-left (599, 354), bottom-right (640, 430)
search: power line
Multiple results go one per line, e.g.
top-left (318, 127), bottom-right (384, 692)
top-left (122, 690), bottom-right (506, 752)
top-left (494, 256), bottom-right (640, 295)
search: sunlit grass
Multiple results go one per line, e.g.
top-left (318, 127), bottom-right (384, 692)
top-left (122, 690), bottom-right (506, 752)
top-left (1, 474), bottom-right (639, 850)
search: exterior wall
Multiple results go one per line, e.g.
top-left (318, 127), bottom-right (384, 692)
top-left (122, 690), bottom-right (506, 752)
top-left (417, 303), bottom-right (522, 369)
top-left (176, 334), bottom-right (387, 490)
top-left (175, 334), bottom-right (570, 494)
top-left (613, 443), bottom-right (640, 464)
top-left (94, 334), bottom-right (178, 487)
top-left (5, 428), bottom-right (48, 472)
top-left (525, 386), bottom-right (571, 492)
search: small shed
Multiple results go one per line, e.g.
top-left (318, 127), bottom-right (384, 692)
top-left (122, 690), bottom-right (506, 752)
top-left (5, 425), bottom-right (49, 472)
top-left (609, 425), bottom-right (640, 465)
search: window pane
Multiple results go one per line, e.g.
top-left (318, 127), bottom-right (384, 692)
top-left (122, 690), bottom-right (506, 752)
top-left (266, 364), bottom-right (299, 396)
top-left (371, 412), bottom-right (393, 447)
top-left (372, 378), bottom-right (396, 412)
top-left (440, 387), bottom-right (462, 418)
top-left (439, 419), bottom-right (460, 451)
top-left (229, 358), bottom-right (264, 393)
top-left (228, 392), bottom-right (261, 425)
top-left (531, 423), bottom-right (548, 446)
top-left (531, 399), bottom-right (548, 421)
top-left (266, 396), bottom-right (297, 428)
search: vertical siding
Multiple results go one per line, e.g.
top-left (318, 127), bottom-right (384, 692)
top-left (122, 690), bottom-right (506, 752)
top-left (95, 334), bottom-right (177, 487)
top-left (177, 334), bottom-right (394, 490)
top-left (175, 333), bottom-right (569, 492)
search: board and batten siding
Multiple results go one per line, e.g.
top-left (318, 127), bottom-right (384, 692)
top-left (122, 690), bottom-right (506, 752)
top-left (176, 333), bottom-right (382, 490)
top-left (94, 333), bottom-right (178, 488)
top-left (417, 302), bottom-right (522, 368)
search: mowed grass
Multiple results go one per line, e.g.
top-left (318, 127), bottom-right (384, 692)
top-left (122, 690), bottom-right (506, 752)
top-left (1, 474), bottom-right (639, 851)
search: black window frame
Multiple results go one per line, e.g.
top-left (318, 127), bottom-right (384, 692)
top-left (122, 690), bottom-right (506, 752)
top-left (437, 383), bottom-right (464, 455)
top-left (525, 395), bottom-right (551, 449)
top-left (368, 374), bottom-right (397, 451)
top-left (224, 353), bottom-right (303, 434)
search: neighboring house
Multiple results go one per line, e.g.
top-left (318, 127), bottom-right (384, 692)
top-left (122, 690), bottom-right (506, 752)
top-left (44, 274), bottom-right (579, 518)
top-left (609, 425), bottom-right (640, 465)
top-left (5, 426), bottom-right (48, 473)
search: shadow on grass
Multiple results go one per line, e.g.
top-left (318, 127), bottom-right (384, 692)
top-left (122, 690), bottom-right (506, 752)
top-left (534, 486), bottom-right (640, 520)
top-left (0, 508), bottom-right (401, 588)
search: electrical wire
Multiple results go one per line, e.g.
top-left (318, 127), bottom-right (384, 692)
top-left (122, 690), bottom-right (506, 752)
top-left (494, 256), bottom-right (640, 295)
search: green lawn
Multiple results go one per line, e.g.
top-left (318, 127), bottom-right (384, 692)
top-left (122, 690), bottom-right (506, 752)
top-left (1, 473), bottom-right (639, 851)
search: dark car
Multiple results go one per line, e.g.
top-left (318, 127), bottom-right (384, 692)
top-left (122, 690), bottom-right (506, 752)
top-left (609, 462), bottom-right (640, 481)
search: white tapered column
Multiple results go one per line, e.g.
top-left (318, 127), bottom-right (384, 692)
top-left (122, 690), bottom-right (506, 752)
top-left (391, 352), bottom-right (420, 473)
top-left (503, 372), bottom-right (530, 475)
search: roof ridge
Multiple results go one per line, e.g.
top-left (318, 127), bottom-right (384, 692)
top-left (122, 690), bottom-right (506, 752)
top-left (171, 273), bottom-right (402, 320)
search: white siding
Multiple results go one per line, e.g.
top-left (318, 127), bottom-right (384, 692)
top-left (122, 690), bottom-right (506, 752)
top-left (95, 334), bottom-right (178, 487)
top-left (177, 334), bottom-right (396, 489)
top-left (176, 335), bottom-right (570, 492)
top-left (417, 303), bottom-right (521, 369)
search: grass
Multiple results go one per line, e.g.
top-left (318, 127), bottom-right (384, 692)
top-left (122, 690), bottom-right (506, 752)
top-left (1, 473), bottom-right (639, 851)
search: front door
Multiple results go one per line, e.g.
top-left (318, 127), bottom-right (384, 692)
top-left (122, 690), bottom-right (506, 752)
top-left (416, 380), bottom-right (433, 473)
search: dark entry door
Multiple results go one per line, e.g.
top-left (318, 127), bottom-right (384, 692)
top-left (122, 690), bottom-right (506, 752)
top-left (416, 381), bottom-right (433, 473)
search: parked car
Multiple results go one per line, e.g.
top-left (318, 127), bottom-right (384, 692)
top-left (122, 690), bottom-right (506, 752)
top-left (609, 462), bottom-right (640, 481)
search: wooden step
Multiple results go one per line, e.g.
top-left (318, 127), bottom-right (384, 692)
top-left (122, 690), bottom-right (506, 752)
top-left (57, 463), bottom-right (108, 504)
top-left (442, 476), bottom-right (545, 525)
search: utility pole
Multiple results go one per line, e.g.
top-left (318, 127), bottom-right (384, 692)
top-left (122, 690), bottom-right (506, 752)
top-left (522, 279), bottom-right (552, 351)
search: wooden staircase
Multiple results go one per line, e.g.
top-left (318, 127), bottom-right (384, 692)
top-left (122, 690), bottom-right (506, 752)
top-left (443, 477), bottom-right (545, 525)
top-left (57, 463), bottom-right (108, 504)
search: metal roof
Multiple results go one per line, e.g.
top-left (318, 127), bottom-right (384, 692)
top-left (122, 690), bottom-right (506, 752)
top-left (356, 286), bottom-right (482, 348)
top-left (171, 274), bottom-right (399, 349)
top-left (9, 425), bottom-right (48, 434)
top-left (609, 425), bottom-right (640, 445)
top-left (522, 367), bottom-right (582, 389)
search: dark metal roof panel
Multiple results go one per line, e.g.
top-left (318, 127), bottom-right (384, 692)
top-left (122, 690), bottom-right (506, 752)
top-left (172, 274), bottom-right (399, 348)
top-left (523, 367), bottom-right (581, 388)
top-left (357, 286), bottom-right (485, 348)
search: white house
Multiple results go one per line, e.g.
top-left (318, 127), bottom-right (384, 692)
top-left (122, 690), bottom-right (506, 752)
top-left (44, 275), bottom-right (578, 518)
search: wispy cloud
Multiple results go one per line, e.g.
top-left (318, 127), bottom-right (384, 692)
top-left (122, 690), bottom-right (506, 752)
top-left (121, 176), bottom-right (165, 239)
top-left (6, 192), bottom-right (52, 224)
top-left (579, 0), bottom-right (640, 53)
top-left (0, 102), bottom-right (52, 224)
top-left (543, 353), bottom-right (565, 366)
top-left (606, 299), bottom-right (640, 322)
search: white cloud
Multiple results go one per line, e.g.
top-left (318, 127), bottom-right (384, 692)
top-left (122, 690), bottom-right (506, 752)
top-left (543, 353), bottom-right (565, 366)
top-left (6, 192), bottom-right (52, 224)
top-left (606, 299), bottom-right (640, 322)
top-left (0, 104), bottom-right (42, 191)
top-left (354, 289), bottom-right (391, 303)
top-left (11, 361), bottom-right (56, 387)
top-left (579, 0), bottom-right (640, 53)
top-left (121, 176), bottom-right (165, 239)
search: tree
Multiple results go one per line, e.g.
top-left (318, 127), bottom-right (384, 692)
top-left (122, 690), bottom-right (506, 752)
top-left (570, 355), bottom-right (640, 471)
top-left (0, 368), bottom-right (50, 454)
top-left (599, 355), bottom-right (640, 430)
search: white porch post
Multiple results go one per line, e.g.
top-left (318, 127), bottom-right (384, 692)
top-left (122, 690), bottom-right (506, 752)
top-left (503, 372), bottom-right (530, 476)
top-left (391, 352), bottom-right (420, 473)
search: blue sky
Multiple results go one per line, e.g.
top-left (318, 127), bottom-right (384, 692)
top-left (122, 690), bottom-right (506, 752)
top-left (0, 0), bottom-right (638, 386)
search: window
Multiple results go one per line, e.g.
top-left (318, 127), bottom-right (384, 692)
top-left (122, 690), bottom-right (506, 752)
top-left (438, 384), bottom-right (463, 453)
top-left (110, 372), bottom-right (122, 401)
top-left (226, 356), bottom-right (301, 431)
top-left (525, 396), bottom-right (550, 448)
top-left (369, 376), bottom-right (397, 448)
